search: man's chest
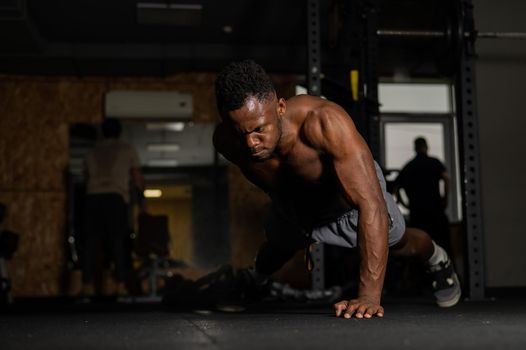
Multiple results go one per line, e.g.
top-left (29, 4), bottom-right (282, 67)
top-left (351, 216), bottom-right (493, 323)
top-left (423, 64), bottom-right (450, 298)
top-left (242, 144), bottom-right (330, 191)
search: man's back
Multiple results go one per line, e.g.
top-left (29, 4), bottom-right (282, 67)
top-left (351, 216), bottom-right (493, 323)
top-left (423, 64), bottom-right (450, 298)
top-left (85, 139), bottom-right (140, 203)
top-left (397, 154), bottom-right (446, 213)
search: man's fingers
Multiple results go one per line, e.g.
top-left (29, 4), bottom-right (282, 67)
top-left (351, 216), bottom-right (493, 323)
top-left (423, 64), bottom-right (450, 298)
top-left (336, 300), bottom-right (385, 319)
top-left (335, 304), bottom-right (346, 317)
top-left (334, 301), bottom-right (348, 317)
top-left (344, 303), bottom-right (359, 319)
top-left (355, 304), bottom-right (368, 318)
top-left (365, 306), bottom-right (378, 318)
top-left (376, 306), bottom-right (385, 317)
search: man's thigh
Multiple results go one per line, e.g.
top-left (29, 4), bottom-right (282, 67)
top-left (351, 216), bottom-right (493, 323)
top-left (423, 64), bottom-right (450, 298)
top-left (310, 193), bottom-right (405, 249)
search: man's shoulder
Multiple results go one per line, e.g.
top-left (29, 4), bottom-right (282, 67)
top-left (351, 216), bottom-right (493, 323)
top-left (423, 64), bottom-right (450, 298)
top-left (300, 100), bottom-right (356, 146)
top-left (97, 139), bottom-right (138, 157)
top-left (95, 138), bottom-right (129, 147)
top-left (430, 157), bottom-right (447, 171)
top-left (424, 155), bottom-right (445, 167)
top-left (411, 155), bottom-right (446, 174)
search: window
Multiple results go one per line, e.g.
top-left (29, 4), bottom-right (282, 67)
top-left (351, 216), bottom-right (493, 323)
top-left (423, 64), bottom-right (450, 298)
top-left (379, 83), bottom-right (461, 221)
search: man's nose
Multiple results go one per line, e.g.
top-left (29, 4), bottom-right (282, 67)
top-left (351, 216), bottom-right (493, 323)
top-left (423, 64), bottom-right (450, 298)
top-left (246, 134), bottom-right (260, 148)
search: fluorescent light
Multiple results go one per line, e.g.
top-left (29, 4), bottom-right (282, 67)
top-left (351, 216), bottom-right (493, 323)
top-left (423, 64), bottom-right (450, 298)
top-left (169, 4), bottom-right (203, 10)
top-left (146, 122), bottom-right (185, 132)
top-left (147, 143), bottom-right (180, 152)
top-left (137, 3), bottom-right (167, 9)
top-left (144, 189), bottom-right (162, 198)
top-left (147, 159), bottom-right (179, 167)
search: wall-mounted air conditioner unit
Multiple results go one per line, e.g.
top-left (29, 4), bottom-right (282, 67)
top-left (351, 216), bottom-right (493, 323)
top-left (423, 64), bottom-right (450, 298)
top-left (104, 90), bottom-right (193, 120)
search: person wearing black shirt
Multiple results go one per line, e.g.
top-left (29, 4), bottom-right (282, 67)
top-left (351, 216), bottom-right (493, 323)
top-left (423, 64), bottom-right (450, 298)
top-left (394, 137), bottom-right (451, 252)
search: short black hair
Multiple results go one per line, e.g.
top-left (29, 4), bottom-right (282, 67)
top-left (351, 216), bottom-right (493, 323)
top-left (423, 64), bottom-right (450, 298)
top-left (215, 59), bottom-right (275, 116)
top-left (414, 137), bottom-right (427, 151)
top-left (102, 118), bottom-right (122, 138)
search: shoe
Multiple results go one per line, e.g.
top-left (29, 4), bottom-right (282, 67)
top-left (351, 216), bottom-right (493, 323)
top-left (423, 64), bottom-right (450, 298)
top-left (212, 267), bottom-right (250, 312)
top-left (428, 259), bottom-right (461, 307)
top-left (237, 267), bottom-right (272, 302)
top-left (214, 266), bottom-right (271, 312)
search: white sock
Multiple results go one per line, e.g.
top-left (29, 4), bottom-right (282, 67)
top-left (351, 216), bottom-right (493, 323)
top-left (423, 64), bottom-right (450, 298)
top-left (427, 241), bottom-right (448, 266)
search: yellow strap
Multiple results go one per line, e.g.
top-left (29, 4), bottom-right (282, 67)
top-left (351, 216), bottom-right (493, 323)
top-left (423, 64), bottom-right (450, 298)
top-left (350, 70), bottom-right (359, 102)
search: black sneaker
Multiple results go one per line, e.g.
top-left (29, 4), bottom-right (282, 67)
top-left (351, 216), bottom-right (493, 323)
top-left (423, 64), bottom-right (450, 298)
top-left (428, 259), bottom-right (461, 308)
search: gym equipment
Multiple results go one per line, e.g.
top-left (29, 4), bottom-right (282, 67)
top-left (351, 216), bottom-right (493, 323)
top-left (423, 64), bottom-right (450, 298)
top-left (372, 0), bottom-right (526, 75)
top-left (132, 213), bottom-right (187, 303)
top-left (314, 0), bottom-right (492, 301)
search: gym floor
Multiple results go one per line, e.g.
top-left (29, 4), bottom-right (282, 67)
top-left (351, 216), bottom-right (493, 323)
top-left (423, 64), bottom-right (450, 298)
top-left (1, 297), bottom-right (526, 350)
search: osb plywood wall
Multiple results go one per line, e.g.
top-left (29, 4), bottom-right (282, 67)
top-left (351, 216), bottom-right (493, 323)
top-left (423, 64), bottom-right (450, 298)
top-left (0, 73), bottom-right (297, 297)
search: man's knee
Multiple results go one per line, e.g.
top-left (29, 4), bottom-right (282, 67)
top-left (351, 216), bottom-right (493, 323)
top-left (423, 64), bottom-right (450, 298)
top-left (390, 227), bottom-right (433, 258)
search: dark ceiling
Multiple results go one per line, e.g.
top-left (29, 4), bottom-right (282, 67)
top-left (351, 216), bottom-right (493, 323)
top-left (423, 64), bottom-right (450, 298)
top-left (0, 0), bottom-right (310, 75)
top-left (0, 0), bottom-right (454, 77)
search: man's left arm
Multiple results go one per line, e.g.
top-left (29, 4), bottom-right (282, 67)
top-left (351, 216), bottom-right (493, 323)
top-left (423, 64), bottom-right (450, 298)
top-left (303, 104), bottom-right (389, 319)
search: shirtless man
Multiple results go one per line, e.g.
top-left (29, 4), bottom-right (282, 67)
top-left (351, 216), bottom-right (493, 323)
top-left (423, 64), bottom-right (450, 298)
top-left (213, 60), bottom-right (461, 319)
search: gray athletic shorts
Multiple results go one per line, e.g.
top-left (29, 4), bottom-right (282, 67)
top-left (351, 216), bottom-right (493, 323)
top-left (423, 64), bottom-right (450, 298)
top-left (265, 161), bottom-right (405, 250)
top-left (311, 161), bottom-right (405, 248)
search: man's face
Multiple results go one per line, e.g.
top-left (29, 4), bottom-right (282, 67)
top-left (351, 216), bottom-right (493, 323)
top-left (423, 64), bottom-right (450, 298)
top-left (226, 95), bottom-right (284, 161)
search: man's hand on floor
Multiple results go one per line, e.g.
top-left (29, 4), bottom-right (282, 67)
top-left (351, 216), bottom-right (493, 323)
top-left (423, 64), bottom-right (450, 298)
top-left (334, 297), bottom-right (384, 319)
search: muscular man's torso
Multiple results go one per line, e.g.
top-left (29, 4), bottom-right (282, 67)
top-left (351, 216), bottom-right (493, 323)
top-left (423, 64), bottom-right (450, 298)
top-left (216, 96), bottom-right (353, 226)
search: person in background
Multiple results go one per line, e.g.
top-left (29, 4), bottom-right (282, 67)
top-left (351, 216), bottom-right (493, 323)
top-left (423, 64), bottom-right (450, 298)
top-left (394, 137), bottom-right (451, 253)
top-left (82, 118), bottom-right (144, 297)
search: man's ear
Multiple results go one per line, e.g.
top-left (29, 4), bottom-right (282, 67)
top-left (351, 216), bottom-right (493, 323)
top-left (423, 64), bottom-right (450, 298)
top-left (277, 97), bottom-right (286, 117)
